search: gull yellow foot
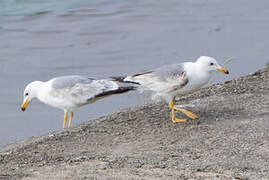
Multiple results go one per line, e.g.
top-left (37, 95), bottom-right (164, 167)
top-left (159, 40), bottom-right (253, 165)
top-left (172, 117), bottom-right (187, 123)
top-left (173, 107), bottom-right (198, 119)
top-left (171, 105), bottom-right (187, 123)
top-left (168, 98), bottom-right (197, 122)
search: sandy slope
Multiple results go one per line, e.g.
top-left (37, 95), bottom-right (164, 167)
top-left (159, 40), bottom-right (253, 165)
top-left (0, 69), bottom-right (268, 180)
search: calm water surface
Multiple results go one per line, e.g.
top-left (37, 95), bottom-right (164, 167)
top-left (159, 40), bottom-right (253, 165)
top-left (0, 0), bottom-right (268, 147)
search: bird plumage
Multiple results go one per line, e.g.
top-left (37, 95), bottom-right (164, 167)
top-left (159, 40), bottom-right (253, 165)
top-left (21, 75), bottom-right (135, 128)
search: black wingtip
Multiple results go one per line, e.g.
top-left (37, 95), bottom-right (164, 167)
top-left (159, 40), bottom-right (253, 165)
top-left (94, 86), bottom-right (136, 99)
top-left (118, 86), bottom-right (137, 92)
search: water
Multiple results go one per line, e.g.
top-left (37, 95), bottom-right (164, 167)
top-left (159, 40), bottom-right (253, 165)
top-left (0, 0), bottom-right (268, 147)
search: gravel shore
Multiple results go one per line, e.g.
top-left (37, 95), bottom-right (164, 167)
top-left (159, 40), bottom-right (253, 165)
top-left (0, 69), bottom-right (268, 180)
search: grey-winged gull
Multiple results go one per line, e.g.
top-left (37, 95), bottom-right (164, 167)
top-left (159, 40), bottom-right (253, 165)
top-left (112, 56), bottom-right (229, 123)
top-left (21, 75), bottom-right (135, 128)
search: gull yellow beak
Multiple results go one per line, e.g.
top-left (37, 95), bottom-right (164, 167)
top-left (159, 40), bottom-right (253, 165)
top-left (21, 101), bottom-right (29, 111)
top-left (217, 68), bottom-right (229, 74)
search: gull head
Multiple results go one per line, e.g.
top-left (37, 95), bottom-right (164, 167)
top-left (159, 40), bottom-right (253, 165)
top-left (195, 56), bottom-right (229, 74)
top-left (21, 81), bottom-right (42, 111)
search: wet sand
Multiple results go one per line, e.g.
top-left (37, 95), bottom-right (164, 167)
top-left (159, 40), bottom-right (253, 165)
top-left (0, 68), bottom-right (268, 179)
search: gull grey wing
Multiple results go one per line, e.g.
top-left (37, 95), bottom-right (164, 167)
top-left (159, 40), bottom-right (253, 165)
top-left (150, 63), bottom-right (186, 80)
top-left (51, 75), bottom-right (95, 89)
top-left (86, 80), bottom-right (135, 103)
top-left (125, 63), bottom-right (189, 93)
top-left (152, 63), bottom-right (189, 91)
top-left (167, 71), bottom-right (189, 92)
top-left (125, 64), bottom-right (185, 81)
top-left (50, 78), bottom-right (122, 106)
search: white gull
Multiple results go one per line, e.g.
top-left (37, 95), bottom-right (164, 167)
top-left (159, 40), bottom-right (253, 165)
top-left (21, 75), bottom-right (135, 128)
top-left (112, 56), bottom-right (229, 123)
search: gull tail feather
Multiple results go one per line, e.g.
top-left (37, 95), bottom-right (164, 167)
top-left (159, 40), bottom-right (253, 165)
top-left (110, 76), bottom-right (140, 85)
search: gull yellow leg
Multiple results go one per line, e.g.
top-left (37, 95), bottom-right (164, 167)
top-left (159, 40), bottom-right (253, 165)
top-left (168, 98), bottom-right (187, 123)
top-left (68, 112), bottom-right (74, 128)
top-left (173, 107), bottom-right (198, 119)
top-left (168, 98), bottom-right (174, 109)
top-left (63, 112), bottom-right (68, 128)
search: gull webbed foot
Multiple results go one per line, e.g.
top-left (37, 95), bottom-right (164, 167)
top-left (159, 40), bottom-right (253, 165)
top-left (173, 107), bottom-right (198, 119)
top-left (172, 117), bottom-right (187, 123)
top-left (168, 98), bottom-right (198, 122)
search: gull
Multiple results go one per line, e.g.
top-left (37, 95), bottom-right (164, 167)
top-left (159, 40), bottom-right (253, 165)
top-left (112, 56), bottom-right (229, 123)
top-left (21, 75), bottom-right (135, 128)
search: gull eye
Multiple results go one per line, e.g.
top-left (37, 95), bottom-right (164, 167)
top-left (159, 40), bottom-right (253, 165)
top-left (210, 62), bottom-right (214, 66)
top-left (25, 93), bottom-right (29, 96)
